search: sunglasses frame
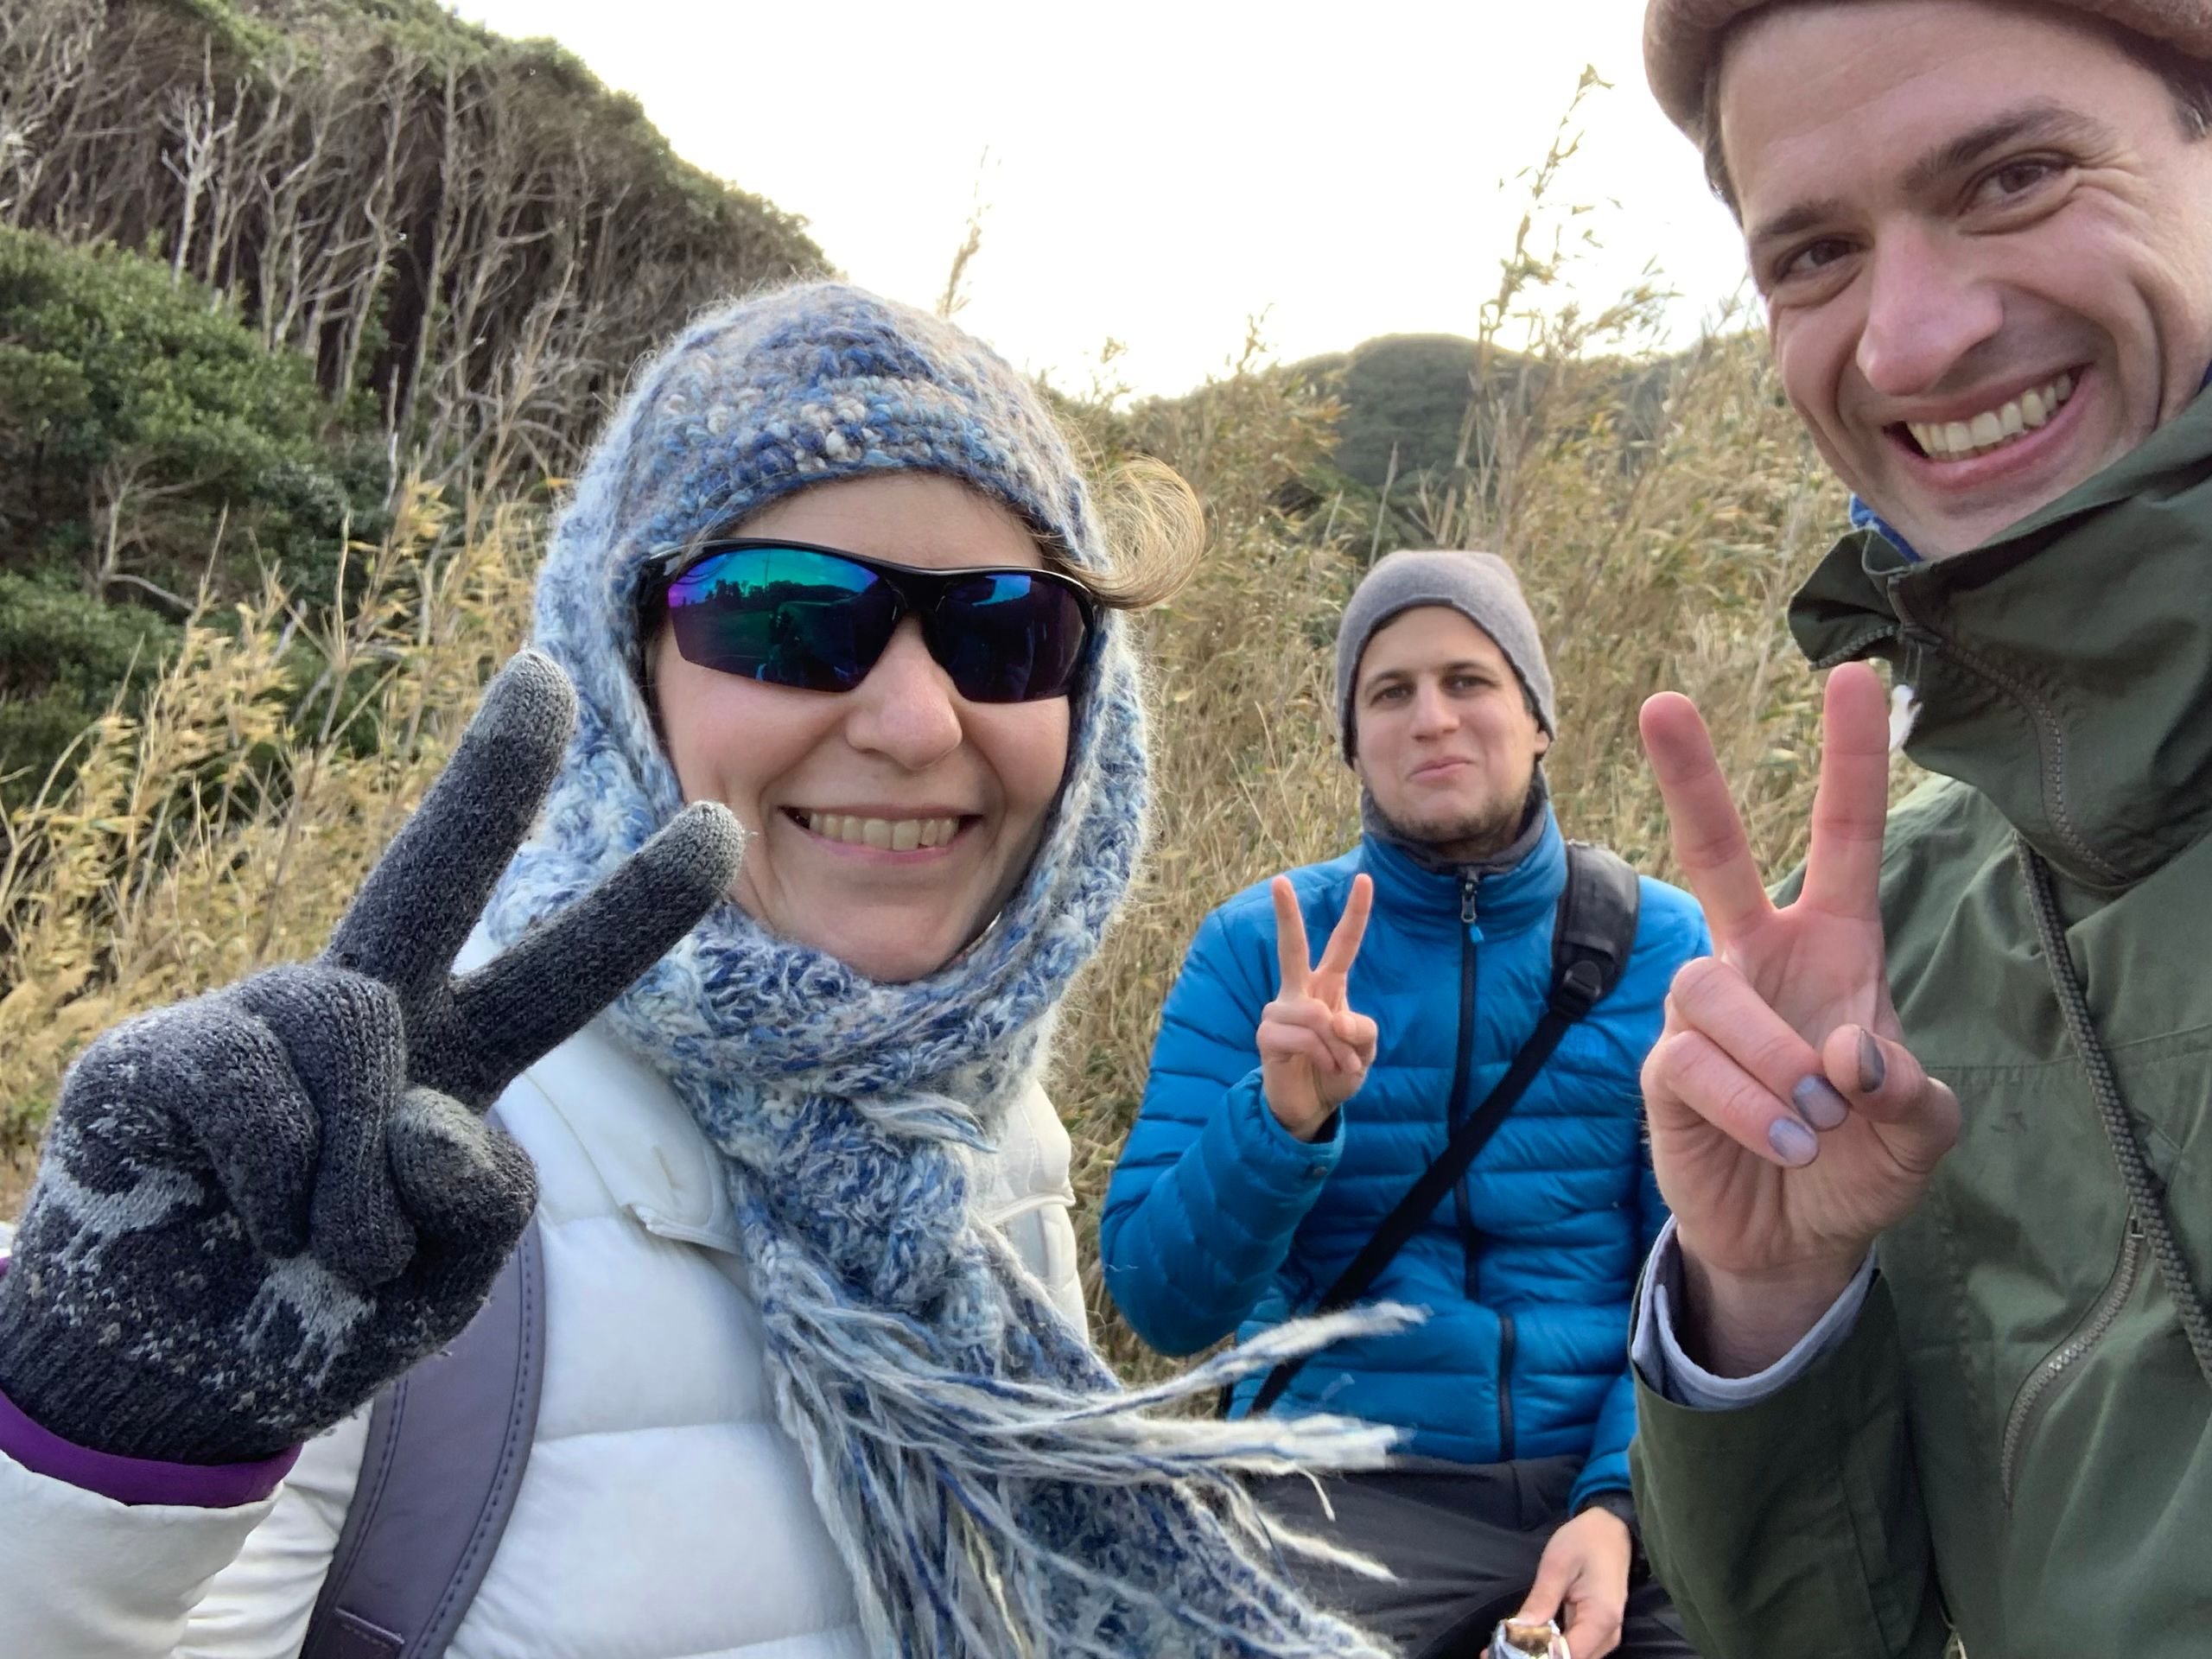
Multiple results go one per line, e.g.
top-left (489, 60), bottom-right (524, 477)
top-left (641, 536), bottom-right (1101, 702)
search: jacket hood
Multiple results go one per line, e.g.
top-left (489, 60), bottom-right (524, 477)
top-left (1789, 381), bottom-right (2212, 891)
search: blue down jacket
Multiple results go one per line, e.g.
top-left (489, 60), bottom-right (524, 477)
top-left (1100, 808), bottom-right (1707, 1505)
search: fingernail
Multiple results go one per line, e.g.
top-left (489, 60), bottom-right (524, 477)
top-left (1769, 1116), bottom-right (1819, 1166)
top-left (1857, 1028), bottom-right (1886, 1095)
top-left (1791, 1075), bottom-right (1850, 1131)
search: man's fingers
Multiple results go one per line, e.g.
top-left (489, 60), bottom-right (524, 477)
top-left (1820, 1024), bottom-right (1963, 1173)
top-left (1259, 1023), bottom-right (1355, 1081)
top-left (1270, 876), bottom-right (1312, 997)
top-left (1515, 1548), bottom-right (1574, 1627)
top-left (1332, 1009), bottom-right (1378, 1060)
top-left (1666, 957), bottom-right (1849, 1132)
top-left (1559, 1599), bottom-right (1624, 1659)
top-left (1640, 691), bottom-right (1772, 947)
top-left (1800, 663), bottom-right (1895, 921)
top-left (1644, 1027), bottom-right (1821, 1168)
top-left (445, 801), bottom-right (743, 1104)
top-left (327, 651), bottom-right (576, 1000)
top-left (1317, 873), bottom-right (1374, 979)
top-left (1262, 1000), bottom-right (1361, 1076)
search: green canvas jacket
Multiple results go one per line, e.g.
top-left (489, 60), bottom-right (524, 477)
top-left (1630, 393), bottom-right (2212, 1659)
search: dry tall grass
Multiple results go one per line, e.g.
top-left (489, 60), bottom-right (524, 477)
top-left (0, 483), bottom-right (534, 1211)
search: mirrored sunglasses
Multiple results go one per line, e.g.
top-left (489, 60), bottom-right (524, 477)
top-left (647, 538), bottom-right (1097, 704)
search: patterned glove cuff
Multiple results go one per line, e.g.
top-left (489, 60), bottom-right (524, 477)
top-left (0, 1257), bottom-right (300, 1507)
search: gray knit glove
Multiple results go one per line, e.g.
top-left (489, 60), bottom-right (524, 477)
top-left (0, 652), bottom-right (741, 1464)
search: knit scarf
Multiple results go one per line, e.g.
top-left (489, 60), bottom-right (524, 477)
top-left (484, 293), bottom-right (1408, 1657)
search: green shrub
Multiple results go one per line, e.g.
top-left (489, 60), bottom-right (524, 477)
top-left (0, 226), bottom-right (368, 593)
top-left (0, 229), bottom-right (387, 790)
top-left (0, 569), bottom-right (181, 802)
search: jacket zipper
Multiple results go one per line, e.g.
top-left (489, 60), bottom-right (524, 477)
top-left (1818, 598), bottom-right (2156, 1495)
top-left (1452, 873), bottom-right (1515, 1452)
top-left (1999, 1213), bottom-right (2143, 1504)
top-left (1452, 875), bottom-right (1480, 1300)
top-left (1821, 580), bottom-right (2197, 1486)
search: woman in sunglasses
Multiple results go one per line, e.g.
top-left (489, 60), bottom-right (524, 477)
top-left (0, 284), bottom-right (1397, 1658)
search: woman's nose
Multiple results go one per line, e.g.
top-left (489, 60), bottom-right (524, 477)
top-left (842, 620), bottom-right (964, 768)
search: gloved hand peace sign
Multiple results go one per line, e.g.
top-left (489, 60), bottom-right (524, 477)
top-left (0, 652), bottom-right (741, 1464)
top-left (1258, 873), bottom-right (1378, 1141)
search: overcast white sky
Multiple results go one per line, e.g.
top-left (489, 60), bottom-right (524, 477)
top-left (454, 0), bottom-right (1752, 397)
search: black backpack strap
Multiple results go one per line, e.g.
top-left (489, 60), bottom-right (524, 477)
top-left (301, 1206), bottom-right (547, 1659)
top-left (1249, 844), bottom-right (1641, 1416)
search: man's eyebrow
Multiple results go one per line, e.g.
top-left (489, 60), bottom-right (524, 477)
top-left (1747, 197), bottom-right (1847, 251)
top-left (1363, 658), bottom-right (1495, 688)
top-left (1903, 100), bottom-right (2114, 194)
top-left (1746, 103), bottom-right (2114, 251)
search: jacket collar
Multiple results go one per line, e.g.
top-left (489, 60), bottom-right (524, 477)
top-left (1358, 788), bottom-right (1567, 941)
top-left (1789, 381), bottom-right (2212, 890)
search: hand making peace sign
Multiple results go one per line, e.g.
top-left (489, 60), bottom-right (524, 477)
top-left (0, 652), bottom-right (743, 1463)
top-left (1259, 873), bottom-right (1378, 1141)
top-left (1637, 662), bottom-right (1961, 1374)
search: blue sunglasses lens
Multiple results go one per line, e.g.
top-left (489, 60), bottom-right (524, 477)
top-left (664, 545), bottom-right (894, 693)
top-left (925, 570), bottom-right (1091, 703)
top-left (662, 545), bottom-right (1090, 702)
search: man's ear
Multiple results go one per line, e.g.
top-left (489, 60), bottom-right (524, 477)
top-left (1534, 726), bottom-right (1552, 760)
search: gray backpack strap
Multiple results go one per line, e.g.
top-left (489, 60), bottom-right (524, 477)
top-left (301, 1211), bottom-right (547, 1659)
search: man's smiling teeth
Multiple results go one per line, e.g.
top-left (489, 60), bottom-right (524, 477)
top-left (1907, 372), bottom-right (2075, 461)
top-left (802, 811), bottom-right (961, 851)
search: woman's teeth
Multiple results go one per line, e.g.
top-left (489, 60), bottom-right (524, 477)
top-left (802, 811), bottom-right (961, 851)
top-left (1907, 372), bottom-right (2075, 461)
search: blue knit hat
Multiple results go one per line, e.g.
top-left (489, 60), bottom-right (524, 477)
top-left (578, 282), bottom-right (1106, 648)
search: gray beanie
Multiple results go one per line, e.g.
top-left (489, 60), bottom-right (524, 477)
top-left (1334, 549), bottom-right (1556, 760)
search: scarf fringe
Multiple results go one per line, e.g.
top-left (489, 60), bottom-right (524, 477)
top-left (744, 1208), bottom-right (1417, 1656)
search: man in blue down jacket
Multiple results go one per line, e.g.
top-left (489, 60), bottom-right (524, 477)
top-left (1102, 550), bottom-right (1707, 1659)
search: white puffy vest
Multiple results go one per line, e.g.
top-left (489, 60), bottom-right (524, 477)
top-left (0, 1019), bottom-right (1084, 1659)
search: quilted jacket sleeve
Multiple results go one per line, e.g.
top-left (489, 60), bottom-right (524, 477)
top-left (1099, 904), bottom-right (1343, 1357)
top-left (0, 1376), bottom-right (361, 1659)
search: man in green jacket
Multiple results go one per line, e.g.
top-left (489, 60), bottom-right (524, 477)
top-left (1624, 2), bottom-right (2212, 1655)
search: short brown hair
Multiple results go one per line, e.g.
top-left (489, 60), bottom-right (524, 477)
top-left (1700, 3), bottom-right (2212, 214)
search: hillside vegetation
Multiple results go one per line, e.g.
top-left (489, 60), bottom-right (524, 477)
top-left (0, 0), bottom-right (825, 795)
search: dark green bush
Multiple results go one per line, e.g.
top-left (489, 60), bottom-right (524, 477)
top-left (0, 229), bottom-right (383, 793)
top-left (0, 569), bottom-right (181, 800)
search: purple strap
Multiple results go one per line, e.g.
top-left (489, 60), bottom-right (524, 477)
top-left (0, 1256), bottom-right (300, 1507)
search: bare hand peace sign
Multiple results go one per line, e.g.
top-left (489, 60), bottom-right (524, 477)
top-left (1258, 873), bottom-right (1379, 1141)
top-left (0, 651), bottom-right (744, 1463)
top-left (1638, 663), bottom-right (1960, 1374)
